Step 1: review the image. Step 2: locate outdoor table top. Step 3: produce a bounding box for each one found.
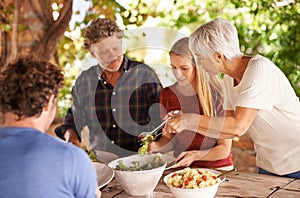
[101,169,300,198]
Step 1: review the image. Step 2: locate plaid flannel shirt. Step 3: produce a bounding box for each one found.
[55,55,162,156]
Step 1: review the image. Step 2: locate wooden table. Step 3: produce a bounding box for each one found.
[101,169,300,197]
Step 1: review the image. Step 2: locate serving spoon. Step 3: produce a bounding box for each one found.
[137,110,180,142]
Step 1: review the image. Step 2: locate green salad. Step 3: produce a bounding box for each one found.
[82,145,97,162]
[138,134,154,156]
[114,153,165,171]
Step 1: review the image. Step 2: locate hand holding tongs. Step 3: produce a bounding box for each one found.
[137,110,180,142]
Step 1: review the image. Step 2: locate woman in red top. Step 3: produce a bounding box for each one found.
[149,37,233,170]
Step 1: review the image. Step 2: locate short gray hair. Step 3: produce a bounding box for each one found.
[190,18,242,60]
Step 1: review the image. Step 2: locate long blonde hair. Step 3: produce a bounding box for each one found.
[170,37,223,116]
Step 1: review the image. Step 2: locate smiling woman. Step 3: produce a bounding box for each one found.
[148,37,233,171]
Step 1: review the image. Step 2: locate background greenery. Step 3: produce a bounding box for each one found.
[55,0,299,117]
[2,0,299,117]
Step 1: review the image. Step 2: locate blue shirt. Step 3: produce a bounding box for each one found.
[0,127,97,198]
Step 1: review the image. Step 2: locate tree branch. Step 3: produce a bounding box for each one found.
[0,31,8,68]
[29,0,52,25]
[32,0,72,61]
[38,0,53,24]
[9,0,20,63]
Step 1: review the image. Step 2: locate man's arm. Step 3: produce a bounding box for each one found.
[55,80,86,144]
[55,106,82,141]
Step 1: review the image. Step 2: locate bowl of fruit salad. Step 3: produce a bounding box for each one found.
[108,153,167,196]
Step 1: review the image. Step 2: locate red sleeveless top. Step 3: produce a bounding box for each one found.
[160,85,233,169]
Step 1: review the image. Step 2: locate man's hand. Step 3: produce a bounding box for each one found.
[64,129,82,147]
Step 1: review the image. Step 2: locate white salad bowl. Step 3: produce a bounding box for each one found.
[108,154,167,196]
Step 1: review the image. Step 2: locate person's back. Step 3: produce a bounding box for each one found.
[0,57,98,197]
[0,127,97,198]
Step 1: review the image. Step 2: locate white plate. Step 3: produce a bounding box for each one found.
[94,150,119,164]
[93,162,114,189]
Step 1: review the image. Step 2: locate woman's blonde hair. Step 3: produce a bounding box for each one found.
[170,37,223,116]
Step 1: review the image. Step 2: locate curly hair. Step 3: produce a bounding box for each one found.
[0,57,64,120]
[83,18,122,50]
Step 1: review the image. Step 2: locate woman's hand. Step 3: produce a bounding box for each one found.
[163,110,183,134]
[165,110,182,119]
[164,115,182,133]
[164,113,199,134]
[171,150,199,168]
[147,141,156,153]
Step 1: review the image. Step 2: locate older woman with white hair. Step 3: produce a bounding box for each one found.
[164,18,300,178]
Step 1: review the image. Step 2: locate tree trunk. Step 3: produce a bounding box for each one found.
[9,0,20,63]
[0,0,73,66]
[29,0,73,61]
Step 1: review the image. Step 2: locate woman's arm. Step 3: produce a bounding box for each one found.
[197,139,232,161]
[171,138,232,168]
[148,132,175,153]
[165,106,259,139]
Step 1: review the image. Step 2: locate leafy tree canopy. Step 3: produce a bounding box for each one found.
[2,0,299,117]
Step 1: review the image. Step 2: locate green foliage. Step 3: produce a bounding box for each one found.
[56,35,84,117]
[57,0,300,117]
[230,0,300,96]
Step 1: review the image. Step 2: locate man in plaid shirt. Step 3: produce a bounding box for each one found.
[55,18,162,157]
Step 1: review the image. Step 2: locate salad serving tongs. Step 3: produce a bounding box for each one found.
[137,110,180,142]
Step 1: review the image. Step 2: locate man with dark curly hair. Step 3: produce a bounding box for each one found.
[55,18,162,158]
[0,57,99,198]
